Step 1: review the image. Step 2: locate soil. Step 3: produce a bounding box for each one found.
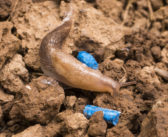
[0,0,168,137]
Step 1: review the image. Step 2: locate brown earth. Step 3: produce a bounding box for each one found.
[0,0,168,137]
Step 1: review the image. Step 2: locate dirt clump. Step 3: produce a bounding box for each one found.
[0,21,20,69]
[0,54,29,93]
[0,88,14,103]
[9,76,65,125]
[139,96,168,137]
[106,123,134,137]
[87,111,107,137]
[11,124,44,137]
[56,110,89,137]
[0,0,12,21]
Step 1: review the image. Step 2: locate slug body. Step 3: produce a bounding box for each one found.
[39,12,133,95]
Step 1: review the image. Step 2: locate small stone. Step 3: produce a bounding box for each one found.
[88,111,107,137]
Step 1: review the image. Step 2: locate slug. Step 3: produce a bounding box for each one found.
[39,10,136,96]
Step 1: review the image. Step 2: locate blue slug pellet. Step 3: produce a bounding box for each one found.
[83,105,121,125]
[77,51,98,70]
